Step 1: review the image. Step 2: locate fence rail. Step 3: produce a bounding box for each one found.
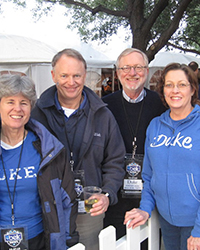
[69,209,160,250]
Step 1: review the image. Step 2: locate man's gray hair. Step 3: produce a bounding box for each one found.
[52,48,87,70]
[116,48,149,68]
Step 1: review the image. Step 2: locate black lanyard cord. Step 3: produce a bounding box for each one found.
[121,96,145,158]
[0,130,25,226]
[63,96,83,171]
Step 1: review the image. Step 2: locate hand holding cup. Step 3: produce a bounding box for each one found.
[83,186,102,213]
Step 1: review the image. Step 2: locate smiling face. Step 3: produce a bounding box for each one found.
[51,55,86,109]
[116,52,149,98]
[164,69,195,119]
[0,93,31,133]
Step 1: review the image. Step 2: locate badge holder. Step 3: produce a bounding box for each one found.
[73,170,86,213]
[121,153,144,199]
[1,226,28,250]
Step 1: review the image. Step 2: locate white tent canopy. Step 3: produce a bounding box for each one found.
[72,43,115,69]
[0,34,58,96]
[148,51,200,85]
[0,34,57,63]
[0,33,115,96]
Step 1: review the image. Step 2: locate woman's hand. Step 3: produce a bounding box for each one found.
[187,235,200,250]
[124,208,149,229]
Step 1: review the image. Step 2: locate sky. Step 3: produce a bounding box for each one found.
[0,0,131,60]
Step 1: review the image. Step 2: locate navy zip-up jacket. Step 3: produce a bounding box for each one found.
[31,85,125,205]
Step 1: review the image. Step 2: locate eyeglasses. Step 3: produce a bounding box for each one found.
[118,65,148,73]
[164,82,191,89]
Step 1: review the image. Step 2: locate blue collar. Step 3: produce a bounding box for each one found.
[54,90,87,118]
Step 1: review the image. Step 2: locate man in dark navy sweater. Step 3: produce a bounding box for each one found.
[103,48,166,246]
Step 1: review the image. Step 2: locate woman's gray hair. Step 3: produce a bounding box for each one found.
[0,74,37,109]
[116,48,149,68]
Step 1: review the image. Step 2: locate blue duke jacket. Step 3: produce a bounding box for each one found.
[140,105,200,237]
[31,85,125,205]
[25,119,78,249]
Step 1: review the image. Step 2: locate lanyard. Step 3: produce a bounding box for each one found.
[63,97,83,171]
[0,130,25,226]
[65,115,80,171]
[122,96,144,158]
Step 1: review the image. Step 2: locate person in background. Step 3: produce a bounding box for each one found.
[31,48,125,250]
[188,61,200,99]
[102,76,112,96]
[0,74,78,250]
[124,63,200,250]
[102,48,166,245]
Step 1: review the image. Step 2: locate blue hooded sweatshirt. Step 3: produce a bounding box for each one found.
[140,104,200,237]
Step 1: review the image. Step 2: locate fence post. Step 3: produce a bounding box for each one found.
[148,209,160,250]
[126,209,160,250]
[99,225,116,250]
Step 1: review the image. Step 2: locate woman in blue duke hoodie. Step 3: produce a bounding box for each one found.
[124,63,200,250]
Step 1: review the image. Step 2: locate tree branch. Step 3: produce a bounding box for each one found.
[148,0,193,54]
[143,0,169,34]
[45,0,129,17]
[167,42,200,56]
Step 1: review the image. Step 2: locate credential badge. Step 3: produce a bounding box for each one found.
[4,229,23,248]
[126,162,141,177]
[75,179,83,197]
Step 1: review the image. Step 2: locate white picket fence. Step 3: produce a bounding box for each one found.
[69,209,160,250]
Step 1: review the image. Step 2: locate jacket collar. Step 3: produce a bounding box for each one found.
[37,85,107,113]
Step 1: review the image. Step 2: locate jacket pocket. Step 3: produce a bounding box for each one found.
[187,173,200,202]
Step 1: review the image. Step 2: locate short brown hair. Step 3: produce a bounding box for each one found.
[52,48,87,70]
[188,61,198,72]
[157,63,200,108]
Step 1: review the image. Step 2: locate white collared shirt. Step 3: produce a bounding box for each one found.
[122,89,146,103]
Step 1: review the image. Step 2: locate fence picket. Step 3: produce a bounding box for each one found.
[68,243,85,250]
[99,225,116,250]
[69,209,160,250]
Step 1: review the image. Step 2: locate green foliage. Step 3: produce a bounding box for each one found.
[184,3,200,50]
[0,0,26,8]
[164,0,200,53]
[32,2,54,20]
[63,0,129,43]
[145,1,172,41]
[12,0,26,7]
[67,5,129,43]
[76,0,126,10]
[67,0,169,46]
[5,0,200,55]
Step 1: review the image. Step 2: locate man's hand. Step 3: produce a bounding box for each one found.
[89,194,109,216]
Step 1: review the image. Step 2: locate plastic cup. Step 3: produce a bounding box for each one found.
[83,186,102,213]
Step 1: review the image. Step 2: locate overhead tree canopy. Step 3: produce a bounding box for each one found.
[4,0,200,62]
